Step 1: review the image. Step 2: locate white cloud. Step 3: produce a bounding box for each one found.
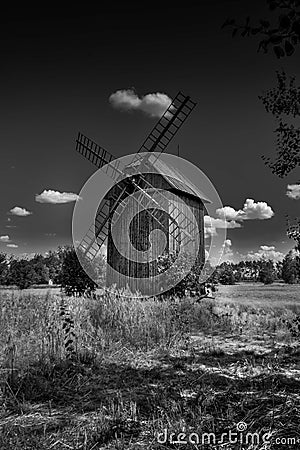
[245,245,284,262]
[287,184,300,200]
[216,206,240,221]
[216,198,274,221]
[7,244,18,248]
[221,238,234,261]
[36,190,81,204]
[260,245,275,251]
[109,89,172,118]
[204,215,241,238]
[10,206,32,216]
[223,238,232,250]
[241,199,274,220]
[0,235,10,242]
[205,199,273,239]
[16,252,36,260]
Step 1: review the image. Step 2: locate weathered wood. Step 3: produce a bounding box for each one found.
[106,172,205,295]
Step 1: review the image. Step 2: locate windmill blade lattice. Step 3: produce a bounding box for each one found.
[76,133,123,181]
[78,160,197,261]
[130,91,196,168]
[76,92,198,262]
[78,198,111,260]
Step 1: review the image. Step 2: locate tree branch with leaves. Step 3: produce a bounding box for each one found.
[223,0,300,252]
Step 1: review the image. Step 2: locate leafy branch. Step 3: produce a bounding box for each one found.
[287,216,300,250]
[222,0,300,58]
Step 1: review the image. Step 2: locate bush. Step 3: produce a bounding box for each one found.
[217,263,235,285]
[58,246,97,297]
[156,252,216,298]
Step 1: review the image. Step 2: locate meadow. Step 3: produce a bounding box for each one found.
[0,283,299,449]
[217,282,300,307]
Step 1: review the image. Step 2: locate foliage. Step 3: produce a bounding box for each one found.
[260,72,300,177]
[2,246,296,290]
[0,248,101,293]
[58,246,97,297]
[44,250,63,283]
[281,249,300,282]
[223,0,300,259]
[216,262,236,285]
[59,296,76,359]
[0,253,9,285]
[93,253,107,286]
[260,71,300,118]
[8,259,37,289]
[286,313,300,335]
[287,216,300,251]
[4,254,51,289]
[258,259,276,284]
[156,252,216,298]
[30,254,49,284]
[213,259,285,284]
[222,0,300,58]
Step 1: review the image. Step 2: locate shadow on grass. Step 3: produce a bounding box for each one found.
[6,347,300,409]
[1,345,299,449]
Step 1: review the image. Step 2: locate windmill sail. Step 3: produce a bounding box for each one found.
[130,91,196,168]
[78,167,197,261]
[76,91,198,262]
[76,133,123,181]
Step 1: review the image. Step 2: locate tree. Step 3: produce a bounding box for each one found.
[0,253,9,285]
[222,0,300,59]
[8,259,36,289]
[44,250,63,283]
[30,254,49,284]
[217,262,236,285]
[258,259,276,284]
[58,246,97,297]
[223,0,300,256]
[282,249,300,282]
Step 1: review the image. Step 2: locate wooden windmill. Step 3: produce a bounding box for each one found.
[75,92,210,295]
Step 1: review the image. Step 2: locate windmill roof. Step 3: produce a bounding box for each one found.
[129,154,211,204]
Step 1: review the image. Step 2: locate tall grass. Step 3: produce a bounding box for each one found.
[0,289,299,449]
[0,291,197,371]
[0,289,298,373]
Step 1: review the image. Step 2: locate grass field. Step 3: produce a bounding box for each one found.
[216,282,300,307]
[0,283,299,449]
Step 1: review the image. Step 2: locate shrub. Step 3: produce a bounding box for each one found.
[58,246,97,297]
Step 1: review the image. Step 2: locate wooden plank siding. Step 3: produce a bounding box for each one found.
[106,173,205,295]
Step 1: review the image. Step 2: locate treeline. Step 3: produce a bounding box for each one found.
[0,246,299,292]
[0,250,61,289]
[214,250,300,285]
[0,246,105,292]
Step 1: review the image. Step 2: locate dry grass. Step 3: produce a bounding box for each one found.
[0,287,299,449]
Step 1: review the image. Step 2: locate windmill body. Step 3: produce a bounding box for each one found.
[75,92,209,295]
[105,156,210,294]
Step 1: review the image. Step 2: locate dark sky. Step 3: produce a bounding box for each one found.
[0,2,299,261]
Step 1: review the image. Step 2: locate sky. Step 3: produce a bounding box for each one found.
[0,1,299,262]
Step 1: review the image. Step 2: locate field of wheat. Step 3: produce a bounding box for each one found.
[0,284,299,449]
